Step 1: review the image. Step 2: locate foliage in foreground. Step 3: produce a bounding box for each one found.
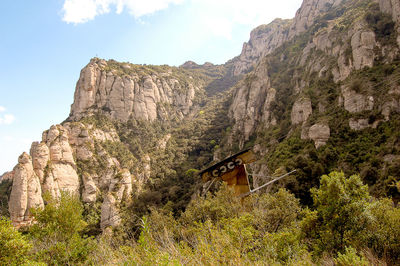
[111,172,399,265]
[0,217,34,265]
[28,192,96,265]
[1,171,399,265]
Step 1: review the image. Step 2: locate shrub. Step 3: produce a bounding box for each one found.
[366,198,400,263]
[304,172,371,254]
[29,191,96,265]
[0,217,33,265]
[335,247,368,266]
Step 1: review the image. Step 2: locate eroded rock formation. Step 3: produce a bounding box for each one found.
[7,123,135,228]
[8,153,44,226]
[69,59,201,122]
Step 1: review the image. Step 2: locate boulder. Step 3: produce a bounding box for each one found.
[291,97,312,125]
[341,87,374,113]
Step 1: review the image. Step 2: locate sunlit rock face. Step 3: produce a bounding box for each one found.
[231,0,347,76]
[8,123,135,228]
[8,153,44,226]
[69,58,200,123]
[6,0,400,230]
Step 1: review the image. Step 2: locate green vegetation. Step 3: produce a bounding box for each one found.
[0,180,12,216]
[29,192,96,265]
[3,172,399,265]
[220,0,400,206]
[3,0,400,264]
[0,217,35,265]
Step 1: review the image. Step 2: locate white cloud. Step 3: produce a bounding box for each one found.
[62,0,184,24]
[61,0,303,39]
[0,114,15,125]
[0,106,15,125]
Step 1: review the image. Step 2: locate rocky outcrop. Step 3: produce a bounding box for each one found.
[69,58,201,122]
[351,30,376,70]
[289,0,345,38]
[100,193,121,229]
[8,153,44,226]
[0,171,14,183]
[38,125,79,198]
[308,123,330,148]
[261,88,278,127]
[291,98,313,125]
[382,98,400,120]
[229,64,272,143]
[340,87,374,113]
[379,0,400,23]
[7,122,134,228]
[231,19,291,76]
[231,0,347,76]
[349,118,370,130]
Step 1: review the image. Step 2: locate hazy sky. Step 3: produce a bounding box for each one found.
[0,0,302,174]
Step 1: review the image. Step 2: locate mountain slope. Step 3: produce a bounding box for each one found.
[2,0,400,228]
[224,0,400,204]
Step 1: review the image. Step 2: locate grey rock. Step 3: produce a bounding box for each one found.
[291,97,312,125]
[308,123,330,148]
[342,87,374,113]
[349,118,370,130]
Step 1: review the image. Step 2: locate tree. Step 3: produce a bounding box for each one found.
[304,172,371,254]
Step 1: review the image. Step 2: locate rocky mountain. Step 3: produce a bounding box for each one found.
[229,0,400,145]
[230,0,350,76]
[2,0,400,228]
[225,0,400,203]
[68,58,206,122]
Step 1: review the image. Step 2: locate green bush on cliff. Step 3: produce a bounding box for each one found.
[0,180,12,216]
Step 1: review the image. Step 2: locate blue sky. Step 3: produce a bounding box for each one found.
[0,0,302,174]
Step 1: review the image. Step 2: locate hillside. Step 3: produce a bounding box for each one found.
[1,0,400,264]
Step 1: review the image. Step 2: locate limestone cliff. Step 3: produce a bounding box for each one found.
[7,123,136,228]
[228,0,400,150]
[230,19,292,76]
[8,153,43,227]
[69,58,204,122]
[231,0,347,76]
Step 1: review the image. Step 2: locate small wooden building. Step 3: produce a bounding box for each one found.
[199,149,257,196]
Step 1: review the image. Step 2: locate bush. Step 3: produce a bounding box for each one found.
[29,191,96,265]
[0,180,12,216]
[335,247,368,266]
[304,172,371,254]
[366,198,400,263]
[0,217,33,265]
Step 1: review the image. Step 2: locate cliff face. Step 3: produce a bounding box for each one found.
[230,19,292,76]
[229,0,400,148]
[6,123,136,228]
[69,58,204,122]
[231,0,347,76]
[223,0,400,202]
